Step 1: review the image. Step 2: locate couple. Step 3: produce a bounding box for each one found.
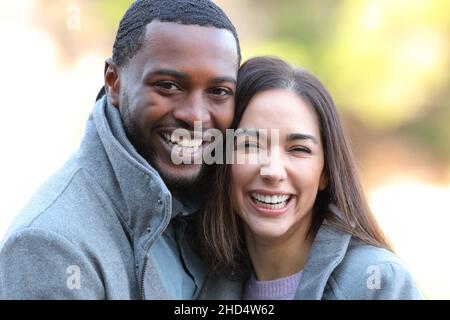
[0,0,422,299]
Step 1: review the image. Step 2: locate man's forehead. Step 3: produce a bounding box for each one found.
[142,21,238,61]
[127,20,239,76]
[144,20,235,41]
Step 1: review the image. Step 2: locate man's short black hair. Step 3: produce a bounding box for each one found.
[113,0,241,68]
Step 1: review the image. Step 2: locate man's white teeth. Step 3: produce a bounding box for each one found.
[163,133,202,149]
[250,192,290,204]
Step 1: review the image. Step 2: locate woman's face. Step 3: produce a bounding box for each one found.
[231,89,327,242]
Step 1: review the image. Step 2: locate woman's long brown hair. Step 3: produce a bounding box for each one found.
[200,56,393,273]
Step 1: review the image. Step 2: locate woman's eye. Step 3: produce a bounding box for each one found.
[237,142,259,152]
[290,146,312,154]
[155,81,180,91]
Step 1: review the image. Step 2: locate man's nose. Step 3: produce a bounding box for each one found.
[173,92,212,128]
[260,152,287,184]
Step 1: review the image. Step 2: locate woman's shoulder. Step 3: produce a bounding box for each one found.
[325,239,424,300]
[345,239,403,266]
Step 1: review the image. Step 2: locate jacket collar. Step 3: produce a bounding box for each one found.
[294,208,352,299]
[77,97,172,247]
[197,207,353,300]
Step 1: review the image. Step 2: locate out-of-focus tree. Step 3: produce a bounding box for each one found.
[232,0,450,162]
[32,0,450,163]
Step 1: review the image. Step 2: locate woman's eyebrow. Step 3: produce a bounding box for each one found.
[286,133,318,145]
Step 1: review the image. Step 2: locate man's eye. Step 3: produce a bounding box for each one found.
[209,88,232,97]
[155,82,180,91]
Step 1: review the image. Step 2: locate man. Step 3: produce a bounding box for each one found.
[0,0,240,299]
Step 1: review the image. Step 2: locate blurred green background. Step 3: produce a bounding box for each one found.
[37,0,450,172]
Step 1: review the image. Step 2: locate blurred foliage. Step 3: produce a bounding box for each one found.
[37,0,449,163]
[32,0,132,61]
[88,0,133,32]
[401,97,450,162]
[239,0,450,162]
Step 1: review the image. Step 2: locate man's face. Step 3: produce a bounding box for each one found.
[109,21,238,191]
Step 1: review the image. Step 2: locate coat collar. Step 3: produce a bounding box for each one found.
[198,207,353,300]
[77,97,172,249]
[294,213,352,299]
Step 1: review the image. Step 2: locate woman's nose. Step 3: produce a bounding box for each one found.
[259,153,287,184]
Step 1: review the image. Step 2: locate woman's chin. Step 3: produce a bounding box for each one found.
[246,223,289,241]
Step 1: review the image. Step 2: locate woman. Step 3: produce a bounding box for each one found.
[198,56,423,299]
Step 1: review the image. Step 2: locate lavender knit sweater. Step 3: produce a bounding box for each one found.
[243,270,303,300]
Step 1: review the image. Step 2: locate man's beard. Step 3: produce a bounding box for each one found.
[118,92,206,191]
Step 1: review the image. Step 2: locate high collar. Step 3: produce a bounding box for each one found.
[294,213,352,299]
[77,97,173,246]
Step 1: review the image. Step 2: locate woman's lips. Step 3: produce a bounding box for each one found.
[247,192,294,216]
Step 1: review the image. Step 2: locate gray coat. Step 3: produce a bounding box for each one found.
[0,97,205,299]
[199,220,424,300]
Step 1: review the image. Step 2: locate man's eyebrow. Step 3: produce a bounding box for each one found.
[286,133,318,145]
[143,70,236,85]
[143,69,187,80]
[210,76,237,85]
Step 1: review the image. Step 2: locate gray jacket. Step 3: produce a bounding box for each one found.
[0,97,205,299]
[199,220,424,300]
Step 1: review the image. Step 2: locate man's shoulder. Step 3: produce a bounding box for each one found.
[0,157,137,299]
[4,158,119,244]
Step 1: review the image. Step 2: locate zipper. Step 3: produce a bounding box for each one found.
[139,194,172,299]
[139,255,148,299]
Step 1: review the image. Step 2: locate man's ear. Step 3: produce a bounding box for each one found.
[104,58,120,108]
[319,171,328,191]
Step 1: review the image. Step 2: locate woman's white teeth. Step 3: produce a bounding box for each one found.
[250,192,290,207]
[251,192,290,203]
[163,133,202,149]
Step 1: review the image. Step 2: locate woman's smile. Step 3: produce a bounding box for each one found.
[247,190,295,215]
